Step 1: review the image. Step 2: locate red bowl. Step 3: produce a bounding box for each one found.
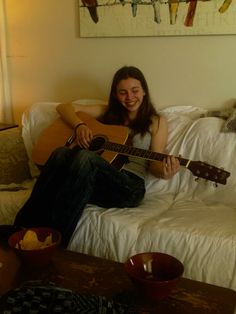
[8,227,61,267]
[124,252,184,301]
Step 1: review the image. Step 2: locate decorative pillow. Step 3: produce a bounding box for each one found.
[221,108,236,132]
[0,128,32,184]
[204,109,231,120]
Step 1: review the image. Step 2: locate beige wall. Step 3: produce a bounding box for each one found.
[5,0,236,124]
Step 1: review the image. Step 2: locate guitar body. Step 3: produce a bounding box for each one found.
[32,111,129,166]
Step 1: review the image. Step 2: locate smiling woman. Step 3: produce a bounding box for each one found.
[14,65,180,246]
[115,77,146,121]
[0,0,13,123]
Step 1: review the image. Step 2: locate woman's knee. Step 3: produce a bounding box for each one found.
[49,147,71,165]
[73,149,100,164]
[52,146,69,156]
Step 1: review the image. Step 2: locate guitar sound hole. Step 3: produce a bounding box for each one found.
[89,136,106,152]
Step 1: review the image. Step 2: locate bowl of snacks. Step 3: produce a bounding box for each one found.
[8,227,61,267]
[124,252,184,301]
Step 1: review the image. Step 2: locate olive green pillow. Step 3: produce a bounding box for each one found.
[0,128,32,184]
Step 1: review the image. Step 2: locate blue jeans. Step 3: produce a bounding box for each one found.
[15,146,145,245]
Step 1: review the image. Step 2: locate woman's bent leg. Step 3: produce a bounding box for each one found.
[14,147,73,228]
[15,147,145,246]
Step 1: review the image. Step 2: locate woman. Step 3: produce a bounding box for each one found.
[14,66,180,246]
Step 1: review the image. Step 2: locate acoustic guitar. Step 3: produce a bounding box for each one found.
[32,111,230,185]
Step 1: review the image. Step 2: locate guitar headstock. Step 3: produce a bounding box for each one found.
[188,161,230,185]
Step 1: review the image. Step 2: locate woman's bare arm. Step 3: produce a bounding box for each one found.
[148,115,180,179]
[56,103,107,128]
[56,103,107,148]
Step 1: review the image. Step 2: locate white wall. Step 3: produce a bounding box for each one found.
[5,0,236,123]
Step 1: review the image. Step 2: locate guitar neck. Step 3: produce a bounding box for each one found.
[104,141,190,167]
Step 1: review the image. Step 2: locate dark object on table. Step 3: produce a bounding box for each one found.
[8,227,61,267]
[124,252,184,301]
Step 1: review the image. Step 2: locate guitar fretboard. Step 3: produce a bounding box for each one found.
[103,141,190,167]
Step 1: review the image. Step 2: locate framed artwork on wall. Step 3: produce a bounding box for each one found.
[78,0,236,37]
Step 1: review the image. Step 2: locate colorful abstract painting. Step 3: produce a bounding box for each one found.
[79,0,236,37]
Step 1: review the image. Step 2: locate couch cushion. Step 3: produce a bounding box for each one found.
[0,128,32,184]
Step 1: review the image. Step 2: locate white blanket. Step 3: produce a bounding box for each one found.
[68,111,236,291]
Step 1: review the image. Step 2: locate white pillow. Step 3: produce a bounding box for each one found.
[72,99,107,106]
[177,117,236,206]
[146,112,235,206]
[146,106,206,195]
[21,102,61,177]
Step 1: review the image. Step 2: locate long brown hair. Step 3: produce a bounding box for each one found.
[102,66,159,134]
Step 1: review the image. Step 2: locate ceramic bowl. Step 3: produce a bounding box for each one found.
[124,252,184,301]
[8,227,61,267]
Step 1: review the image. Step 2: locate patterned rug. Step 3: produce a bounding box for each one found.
[0,280,136,314]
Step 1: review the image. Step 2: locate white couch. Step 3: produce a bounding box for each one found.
[1,101,236,296]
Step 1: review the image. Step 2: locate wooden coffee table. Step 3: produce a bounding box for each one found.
[0,241,235,314]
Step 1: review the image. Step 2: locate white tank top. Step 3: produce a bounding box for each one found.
[121,131,151,179]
